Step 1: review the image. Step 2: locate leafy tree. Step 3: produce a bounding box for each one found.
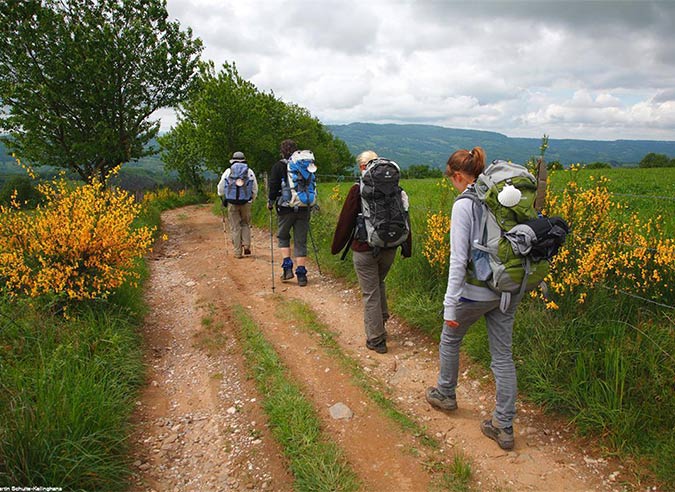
[179,62,273,176]
[0,0,202,184]
[639,152,672,168]
[162,62,353,184]
[158,120,205,190]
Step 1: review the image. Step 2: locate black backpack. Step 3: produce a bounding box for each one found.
[358,158,410,251]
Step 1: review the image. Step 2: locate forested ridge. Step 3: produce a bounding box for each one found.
[329,122,675,168]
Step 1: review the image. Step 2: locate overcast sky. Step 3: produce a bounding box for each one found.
[160,0,675,141]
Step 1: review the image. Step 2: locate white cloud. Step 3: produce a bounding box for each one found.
[161,0,675,141]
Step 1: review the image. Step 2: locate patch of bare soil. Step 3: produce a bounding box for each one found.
[129,204,632,491]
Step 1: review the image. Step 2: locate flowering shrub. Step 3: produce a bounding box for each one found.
[421,168,675,310]
[0,174,155,300]
[542,168,675,307]
[142,187,186,204]
[329,185,342,202]
[423,211,451,272]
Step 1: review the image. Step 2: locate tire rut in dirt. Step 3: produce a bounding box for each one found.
[129,206,292,492]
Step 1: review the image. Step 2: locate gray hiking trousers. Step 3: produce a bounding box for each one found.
[353,248,397,343]
[277,210,309,257]
[228,202,252,255]
[436,296,521,428]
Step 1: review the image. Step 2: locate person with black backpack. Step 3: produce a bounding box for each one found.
[217,151,258,259]
[425,147,523,451]
[267,139,316,287]
[331,150,412,354]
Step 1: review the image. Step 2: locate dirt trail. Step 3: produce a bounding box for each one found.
[130,204,627,491]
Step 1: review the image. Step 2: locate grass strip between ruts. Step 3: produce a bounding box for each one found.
[232,304,361,492]
[275,298,475,492]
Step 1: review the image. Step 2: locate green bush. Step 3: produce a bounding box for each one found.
[0,174,42,208]
[584,161,612,169]
[639,152,674,168]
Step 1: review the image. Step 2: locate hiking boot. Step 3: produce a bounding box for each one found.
[296,266,307,287]
[425,387,458,411]
[281,257,294,281]
[481,419,514,450]
[243,247,251,255]
[366,338,387,354]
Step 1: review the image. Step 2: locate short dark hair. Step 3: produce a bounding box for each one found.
[280,139,298,159]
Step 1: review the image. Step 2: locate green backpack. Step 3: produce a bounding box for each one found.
[458,160,550,311]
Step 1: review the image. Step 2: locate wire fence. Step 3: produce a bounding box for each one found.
[548,188,675,201]
[597,284,675,311]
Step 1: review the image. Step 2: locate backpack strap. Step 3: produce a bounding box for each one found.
[340,227,355,261]
[499,292,511,313]
[456,189,489,253]
[499,255,531,313]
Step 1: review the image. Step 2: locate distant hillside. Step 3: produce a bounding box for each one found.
[328,123,675,168]
[0,137,164,172]
[0,137,179,190]
[0,136,163,171]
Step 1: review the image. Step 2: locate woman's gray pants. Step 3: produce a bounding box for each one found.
[352,249,397,343]
[437,297,520,428]
[277,211,309,257]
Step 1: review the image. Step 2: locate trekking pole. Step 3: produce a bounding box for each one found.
[269,207,275,293]
[307,212,322,276]
[265,172,275,293]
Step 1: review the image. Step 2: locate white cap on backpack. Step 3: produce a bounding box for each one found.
[289,150,317,172]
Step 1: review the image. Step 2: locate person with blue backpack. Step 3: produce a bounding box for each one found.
[425,147,523,451]
[331,150,411,354]
[267,139,317,287]
[217,151,258,259]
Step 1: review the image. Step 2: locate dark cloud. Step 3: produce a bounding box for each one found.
[652,89,675,103]
[161,0,675,140]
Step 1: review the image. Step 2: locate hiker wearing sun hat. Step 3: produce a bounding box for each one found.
[217,151,258,258]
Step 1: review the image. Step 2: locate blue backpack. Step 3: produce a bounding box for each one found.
[279,150,317,208]
[224,162,253,204]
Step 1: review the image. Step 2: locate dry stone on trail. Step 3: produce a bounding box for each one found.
[129,204,627,492]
